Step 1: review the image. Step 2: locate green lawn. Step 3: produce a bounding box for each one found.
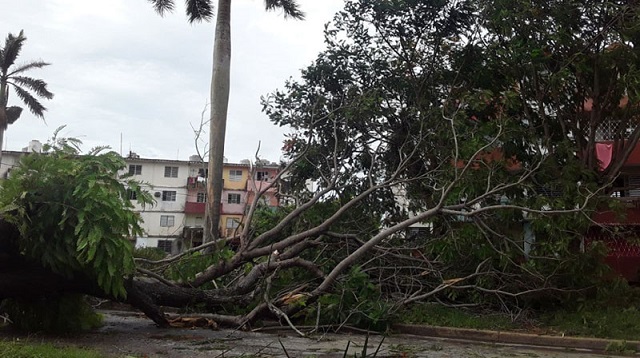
[0,340,107,358]
[400,293,640,342]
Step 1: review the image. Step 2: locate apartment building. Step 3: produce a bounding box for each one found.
[0,144,281,254]
[125,154,281,253]
[123,153,191,252]
[184,160,280,244]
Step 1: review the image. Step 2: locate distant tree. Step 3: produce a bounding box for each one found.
[0,30,53,167]
[466,0,640,185]
[147,0,304,243]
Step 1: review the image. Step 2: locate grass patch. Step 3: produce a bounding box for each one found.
[0,340,106,358]
[539,281,640,341]
[398,303,517,331]
[542,305,640,341]
[399,301,640,341]
[605,340,637,355]
[397,283,640,342]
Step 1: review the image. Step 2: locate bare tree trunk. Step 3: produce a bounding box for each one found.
[0,123,5,171]
[205,0,232,243]
[0,81,7,172]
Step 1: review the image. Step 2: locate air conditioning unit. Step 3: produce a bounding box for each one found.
[154,192,162,198]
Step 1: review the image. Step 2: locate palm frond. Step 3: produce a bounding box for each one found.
[148,0,175,16]
[8,61,51,76]
[1,30,26,72]
[264,0,305,20]
[11,84,47,118]
[6,106,23,125]
[10,76,54,99]
[185,0,214,23]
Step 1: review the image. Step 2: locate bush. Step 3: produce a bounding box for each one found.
[0,131,153,299]
[311,266,392,331]
[133,247,167,270]
[165,249,233,289]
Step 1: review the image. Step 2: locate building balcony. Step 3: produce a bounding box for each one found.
[222,202,245,215]
[186,176,206,190]
[185,201,206,214]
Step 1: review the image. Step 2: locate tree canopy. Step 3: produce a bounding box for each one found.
[0,30,53,165]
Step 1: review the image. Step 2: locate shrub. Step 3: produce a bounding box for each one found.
[1,294,103,333]
[0,131,153,298]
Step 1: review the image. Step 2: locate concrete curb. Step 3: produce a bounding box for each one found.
[392,323,640,352]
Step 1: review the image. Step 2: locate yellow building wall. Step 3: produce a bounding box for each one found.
[222,165,248,190]
[220,214,244,237]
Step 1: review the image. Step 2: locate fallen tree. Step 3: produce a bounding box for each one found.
[0,117,604,331]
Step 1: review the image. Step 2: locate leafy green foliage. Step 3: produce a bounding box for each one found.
[263,0,629,314]
[133,247,167,270]
[0,131,153,298]
[470,0,640,180]
[165,250,233,289]
[251,202,382,245]
[312,266,392,331]
[1,294,103,333]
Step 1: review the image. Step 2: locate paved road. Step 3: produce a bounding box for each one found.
[1,313,619,357]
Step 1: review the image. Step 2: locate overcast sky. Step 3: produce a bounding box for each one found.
[0,0,344,163]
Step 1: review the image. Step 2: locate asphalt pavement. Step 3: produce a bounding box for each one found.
[1,311,635,357]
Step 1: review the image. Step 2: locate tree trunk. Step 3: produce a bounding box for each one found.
[205,0,232,243]
[0,123,5,171]
[0,80,8,171]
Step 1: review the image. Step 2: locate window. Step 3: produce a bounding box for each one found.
[157,240,172,253]
[261,195,271,206]
[195,216,203,227]
[229,169,242,182]
[128,164,142,175]
[226,218,240,229]
[160,215,175,227]
[197,192,207,203]
[228,193,241,204]
[198,168,208,178]
[225,218,240,237]
[162,190,177,201]
[256,171,269,181]
[164,166,179,178]
[127,189,137,200]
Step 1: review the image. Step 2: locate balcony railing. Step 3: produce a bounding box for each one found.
[596,120,635,141]
[184,201,206,214]
[187,176,206,190]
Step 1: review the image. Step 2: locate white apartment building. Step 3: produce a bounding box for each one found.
[122,153,280,253]
[123,153,194,252]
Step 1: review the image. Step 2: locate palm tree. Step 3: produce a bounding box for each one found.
[0,30,53,168]
[149,0,304,242]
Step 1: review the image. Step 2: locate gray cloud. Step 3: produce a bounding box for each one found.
[0,0,343,162]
